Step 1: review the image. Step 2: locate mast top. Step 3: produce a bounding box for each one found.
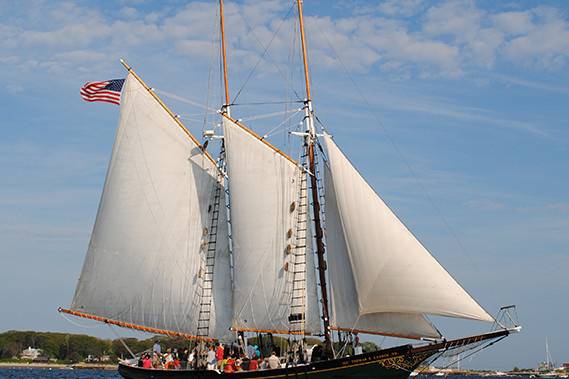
[220,0,231,115]
[297,0,312,102]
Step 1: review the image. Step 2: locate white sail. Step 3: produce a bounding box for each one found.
[304,213,322,334]
[325,164,441,339]
[222,116,321,334]
[71,73,233,340]
[323,134,493,323]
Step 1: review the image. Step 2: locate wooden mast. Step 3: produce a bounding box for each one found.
[220,0,231,116]
[297,0,311,100]
[296,0,332,356]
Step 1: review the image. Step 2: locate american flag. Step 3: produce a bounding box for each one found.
[80,79,125,105]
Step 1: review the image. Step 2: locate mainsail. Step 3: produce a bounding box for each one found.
[322,134,493,335]
[71,73,233,340]
[222,115,321,334]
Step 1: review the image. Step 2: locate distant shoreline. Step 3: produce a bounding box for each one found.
[0,362,117,370]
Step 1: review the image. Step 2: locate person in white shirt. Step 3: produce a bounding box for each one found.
[206,345,217,370]
[268,351,280,369]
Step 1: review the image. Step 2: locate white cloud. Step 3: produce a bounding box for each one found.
[503,7,569,69]
[492,11,534,35]
[119,6,139,19]
[1,1,569,81]
[423,1,483,41]
[377,0,424,17]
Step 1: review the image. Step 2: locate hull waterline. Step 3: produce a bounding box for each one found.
[118,345,423,379]
[117,329,511,379]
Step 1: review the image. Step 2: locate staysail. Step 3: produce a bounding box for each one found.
[222,115,321,334]
[322,134,493,332]
[325,163,440,339]
[71,73,233,340]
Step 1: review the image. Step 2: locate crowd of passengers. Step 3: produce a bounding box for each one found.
[136,338,324,372]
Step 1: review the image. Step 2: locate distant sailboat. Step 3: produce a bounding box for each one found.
[539,338,557,377]
[60,1,521,378]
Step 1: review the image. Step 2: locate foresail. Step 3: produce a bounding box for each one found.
[325,164,441,339]
[222,116,321,334]
[71,73,232,340]
[323,134,493,323]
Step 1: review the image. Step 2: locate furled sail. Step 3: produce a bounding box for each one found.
[222,115,321,334]
[71,73,233,340]
[323,134,493,324]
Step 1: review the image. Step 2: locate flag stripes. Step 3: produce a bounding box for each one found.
[80,79,125,105]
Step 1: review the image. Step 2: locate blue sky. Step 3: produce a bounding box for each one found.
[1,0,568,370]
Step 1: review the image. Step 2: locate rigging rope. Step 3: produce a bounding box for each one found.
[155,89,217,113]
[416,335,508,376]
[232,3,301,104]
[232,100,304,106]
[312,19,480,272]
[59,310,99,329]
[242,108,301,123]
[107,324,137,359]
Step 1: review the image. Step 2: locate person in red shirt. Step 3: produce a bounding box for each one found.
[224,355,235,373]
[248,356,259,371]
[216,343,224,369]
[142,354,152,369]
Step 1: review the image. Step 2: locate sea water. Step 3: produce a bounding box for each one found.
[0,371,532,379]
[0,368,120,379]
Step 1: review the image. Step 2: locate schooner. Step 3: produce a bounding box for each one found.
[60,1,521,378]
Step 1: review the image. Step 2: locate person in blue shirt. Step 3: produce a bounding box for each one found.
[153,340,161,355]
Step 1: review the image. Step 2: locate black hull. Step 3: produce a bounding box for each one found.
[118,330,510,379]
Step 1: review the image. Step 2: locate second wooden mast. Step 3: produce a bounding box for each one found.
[220,0,231,116]
[296,0,332,356]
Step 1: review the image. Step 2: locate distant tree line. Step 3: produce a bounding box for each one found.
[0,330,186,363]
[0,330,380,363]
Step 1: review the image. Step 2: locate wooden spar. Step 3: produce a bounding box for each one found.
[296,0,332,356]
[231,327,313,336]
[219,0,231,113]
[118,59,217,168]
[329,326,424,341]
[221,113,300,167]
[296,0,311,101]
[58,308,214,342]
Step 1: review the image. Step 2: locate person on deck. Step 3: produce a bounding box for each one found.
[142,353,153,369]
[234,354,245,372]
[164,349,174,369]
[223,355,236,373]
[241,356,250,371]
[248,355,259,371]
[180,348,189,370]
[268,351,280,369]
[153,340,161,355]
[206,345,217,370]
[188,348,195,369]
[152,352,162,368]
[215,343,224,369]
[354,333,363,355]
[259,357,268,370]
[173,348,181,369]
[246,343,256,359]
